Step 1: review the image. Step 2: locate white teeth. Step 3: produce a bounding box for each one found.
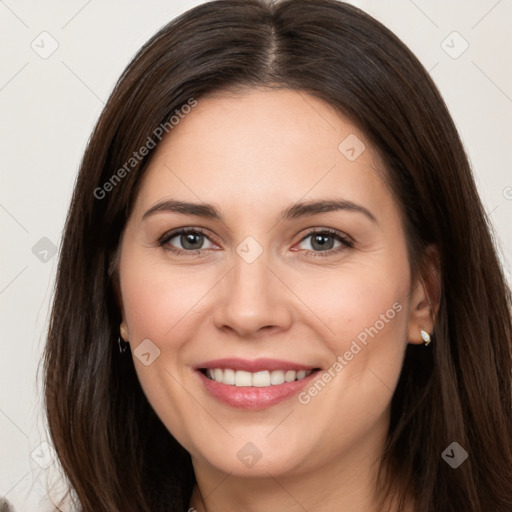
[252,371,271,387]
[284,370,296,382]
[270,370,285,385]
[235,370,252,387]
[223,368,235,385]
[204,368,313,386]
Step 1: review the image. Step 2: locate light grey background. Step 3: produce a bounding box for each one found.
[1,0,511,509]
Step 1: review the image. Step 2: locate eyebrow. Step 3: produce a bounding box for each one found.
[142,198,377,224]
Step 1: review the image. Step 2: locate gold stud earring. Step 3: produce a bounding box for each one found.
[420,329,431,346]
[120,324,129,341]
[119,324,129,354]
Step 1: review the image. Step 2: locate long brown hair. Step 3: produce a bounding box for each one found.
[43,1,512,510]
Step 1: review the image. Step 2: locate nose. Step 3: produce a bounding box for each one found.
[212,247,294,339]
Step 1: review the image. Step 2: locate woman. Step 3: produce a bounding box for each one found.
[42,0,512,511]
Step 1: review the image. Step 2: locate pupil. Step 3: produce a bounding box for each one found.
[313,234,333,251]
[182,232,202,250]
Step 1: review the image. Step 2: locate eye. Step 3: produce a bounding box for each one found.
[158,228,218,255]
[295,228,353,258]
[157,227,353,258]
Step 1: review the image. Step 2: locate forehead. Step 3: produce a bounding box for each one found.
[132,88,393,222]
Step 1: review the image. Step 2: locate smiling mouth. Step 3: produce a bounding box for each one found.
[199,368,321,387]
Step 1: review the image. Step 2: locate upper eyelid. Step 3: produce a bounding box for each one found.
[159,227,217,246]
[303,227,352,242]
[295,229,353,252]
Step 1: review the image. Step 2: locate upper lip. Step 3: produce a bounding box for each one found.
[195,358,319,373]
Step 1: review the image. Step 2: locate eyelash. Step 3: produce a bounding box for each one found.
[157,227,354,258]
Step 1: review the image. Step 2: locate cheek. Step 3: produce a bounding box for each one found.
[299,256,409,354]
[293,245,411,408]
[118,249,212,443]
[119,249,214,343]
[286,262,409,465]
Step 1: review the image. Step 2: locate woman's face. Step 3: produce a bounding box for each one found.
[118,88,427,479]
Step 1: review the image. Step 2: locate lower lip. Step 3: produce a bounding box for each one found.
[196,370,319,410]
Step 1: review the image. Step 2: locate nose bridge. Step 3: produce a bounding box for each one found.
[213,234,292,336]
[230,228,273,287]
[233,240,271,295]
[230,238,276,311]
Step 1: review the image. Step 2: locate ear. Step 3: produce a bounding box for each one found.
[407,244,441,345]
[115,282,130,341]
[109,248,130,341]
[120,320,129,342]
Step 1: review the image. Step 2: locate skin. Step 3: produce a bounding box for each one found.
[117,88,439,512]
